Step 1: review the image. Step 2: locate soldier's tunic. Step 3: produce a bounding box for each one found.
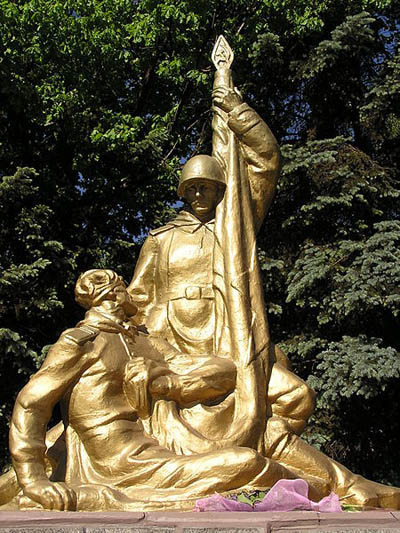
[128,103,315,445]
[130,211,216,354]
[129,103,278,355]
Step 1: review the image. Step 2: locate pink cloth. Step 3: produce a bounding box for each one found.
[194,479,342,512]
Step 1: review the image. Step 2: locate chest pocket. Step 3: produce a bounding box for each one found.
[167,297,215,344]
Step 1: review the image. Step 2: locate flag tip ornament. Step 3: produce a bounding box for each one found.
[212,35,234,70]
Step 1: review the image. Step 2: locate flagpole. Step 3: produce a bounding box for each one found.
[211,36,269,450]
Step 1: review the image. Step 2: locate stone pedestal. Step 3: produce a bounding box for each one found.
[1,510,400,533]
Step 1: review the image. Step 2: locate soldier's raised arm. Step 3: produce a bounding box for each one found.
[213,87,281,232]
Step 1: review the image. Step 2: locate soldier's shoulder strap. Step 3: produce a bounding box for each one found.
[64,325,100,346]
[149,223,175,237]
[149,211,198,237]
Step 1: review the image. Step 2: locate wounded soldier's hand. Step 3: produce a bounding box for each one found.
[123,357,154,419]
[22,480,77,511]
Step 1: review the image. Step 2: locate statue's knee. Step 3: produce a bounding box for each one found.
[228,447,265,472]
[231,446,259,463]
[296,381,316,420]
[277,380,315,421]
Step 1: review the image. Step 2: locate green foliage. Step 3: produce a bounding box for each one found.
[309,335,400,402]
[287,221,400,325]
[1,0,399,484]
[298,12,376,79]
[231,490,268,506]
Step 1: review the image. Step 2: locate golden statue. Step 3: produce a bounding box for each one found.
[1,36,400,512]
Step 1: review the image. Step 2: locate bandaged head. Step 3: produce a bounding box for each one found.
[75,269,124,310]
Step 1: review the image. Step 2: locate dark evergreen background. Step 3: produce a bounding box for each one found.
[1,0,399,483]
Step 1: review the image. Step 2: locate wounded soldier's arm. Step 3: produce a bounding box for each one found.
[9,329,97,490]
[150,356,237,407]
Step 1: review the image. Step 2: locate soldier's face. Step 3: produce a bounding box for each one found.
[184,179,224,221]
[112,283,138,317]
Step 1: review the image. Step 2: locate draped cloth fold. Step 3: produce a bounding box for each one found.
[210,67,271,451]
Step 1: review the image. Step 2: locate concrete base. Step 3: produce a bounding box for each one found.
[1,510,400,533]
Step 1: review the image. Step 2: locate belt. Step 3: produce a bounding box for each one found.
[160,285,214,303]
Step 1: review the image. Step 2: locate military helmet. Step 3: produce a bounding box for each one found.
[177,155,225,197]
